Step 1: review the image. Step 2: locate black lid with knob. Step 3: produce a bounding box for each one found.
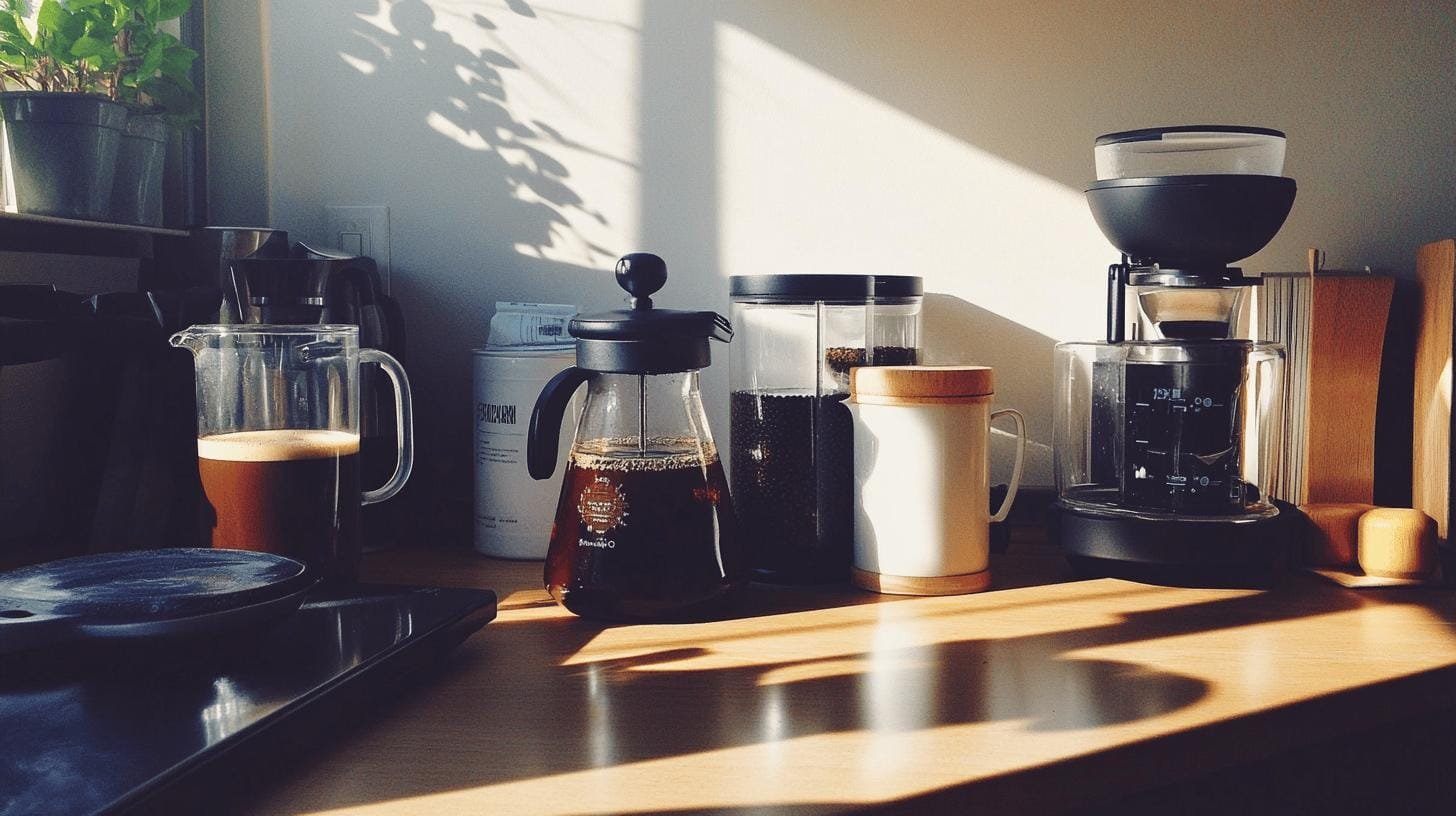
[569,252,732,374]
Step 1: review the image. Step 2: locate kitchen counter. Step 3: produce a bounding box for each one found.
[224,539,1456,815]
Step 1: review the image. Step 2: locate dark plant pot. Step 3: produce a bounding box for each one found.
[0,91,128,220]
[110,112,169,226]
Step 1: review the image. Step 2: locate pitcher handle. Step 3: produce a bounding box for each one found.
[527,366,592,480]
[361,348,414,505]
[988,408,1026,523]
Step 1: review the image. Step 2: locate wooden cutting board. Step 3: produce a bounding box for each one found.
[1413,239,1456,543]
[1305,274,1396,503]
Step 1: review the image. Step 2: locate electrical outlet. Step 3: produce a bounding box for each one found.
[324,205,391,292]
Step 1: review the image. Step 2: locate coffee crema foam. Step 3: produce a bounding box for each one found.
[198,429,361,462]
[569,436,718,472]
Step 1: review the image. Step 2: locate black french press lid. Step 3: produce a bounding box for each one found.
[569,252,732,374]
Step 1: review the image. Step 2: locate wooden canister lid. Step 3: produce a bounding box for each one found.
[850,365,995,405]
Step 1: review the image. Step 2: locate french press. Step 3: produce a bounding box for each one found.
[527,252,743,621]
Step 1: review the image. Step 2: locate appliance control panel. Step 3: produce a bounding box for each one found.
[1122,360,1245,514]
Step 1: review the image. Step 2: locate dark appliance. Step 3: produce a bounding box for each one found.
[0,283,217,566]
[1051,127,1297,584]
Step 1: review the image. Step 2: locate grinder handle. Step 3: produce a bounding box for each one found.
[528,366,591,480]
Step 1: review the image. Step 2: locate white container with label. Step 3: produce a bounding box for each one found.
[474,347,577,559]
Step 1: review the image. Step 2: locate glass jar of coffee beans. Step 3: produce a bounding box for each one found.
[728,274,923,584]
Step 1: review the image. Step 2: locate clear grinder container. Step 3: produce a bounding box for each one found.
[729,274,923,583]
[1052,340,1285,518]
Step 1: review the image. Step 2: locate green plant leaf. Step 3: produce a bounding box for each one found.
[54,5,89,45]
[157,0,190,22]
[0,31,28,57]
[140,72,197,118]
[0,9,20,39]
[127,26,154,53]
[68,0,109,9]
[84,23,117,44]
[69,34,109,57]
[2,0,32,46]
[159,40,195,77]
[135,36,162,76]
[157,65,191,93]
[36,0,65,32]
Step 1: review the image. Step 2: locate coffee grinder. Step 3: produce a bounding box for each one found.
[1051,126,1297,584]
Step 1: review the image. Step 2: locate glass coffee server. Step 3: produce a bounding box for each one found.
[527,253,742,621]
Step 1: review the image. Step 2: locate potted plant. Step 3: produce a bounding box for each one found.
[0,0,197,224]
[108,0,198,226]
[0,0,129,220]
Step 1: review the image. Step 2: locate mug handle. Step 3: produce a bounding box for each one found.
[988,408,1026,523]
[361,348,414,505]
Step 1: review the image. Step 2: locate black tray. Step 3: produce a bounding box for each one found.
[0,582,497,815]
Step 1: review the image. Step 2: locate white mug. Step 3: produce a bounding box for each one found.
[848,366,1026,595]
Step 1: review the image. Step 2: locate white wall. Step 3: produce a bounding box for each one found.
[208,0,1456,530]
[204,0,270,226]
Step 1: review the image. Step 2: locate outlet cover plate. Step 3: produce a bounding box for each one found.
[323,205,391,292]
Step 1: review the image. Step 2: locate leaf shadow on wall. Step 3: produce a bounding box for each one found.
[338,0,614,261]
[317,0,628,534]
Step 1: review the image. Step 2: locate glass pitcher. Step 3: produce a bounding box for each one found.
[527,252,742,621]
[170,324,413,581]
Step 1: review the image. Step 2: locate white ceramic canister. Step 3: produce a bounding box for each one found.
[848,365,1026,595]
[473,347,577,558]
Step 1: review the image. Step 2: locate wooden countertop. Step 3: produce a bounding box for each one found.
[228,540,1456,815]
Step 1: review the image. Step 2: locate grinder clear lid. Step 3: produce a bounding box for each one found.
[1094,125,1287,180]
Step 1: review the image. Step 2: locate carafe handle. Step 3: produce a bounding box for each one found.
[528,366,591,480]
[361,348,414,505]
[988,408,1027,523]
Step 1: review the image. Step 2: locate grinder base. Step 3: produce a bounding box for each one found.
[1051,498,1294,588]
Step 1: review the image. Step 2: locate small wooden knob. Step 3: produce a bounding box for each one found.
[1300,503,1374,567]
[1358,508,1439,579]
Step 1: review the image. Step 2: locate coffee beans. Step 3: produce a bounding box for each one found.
[730,391,854,583]
[824,346,920,376]
[729,346,918,584]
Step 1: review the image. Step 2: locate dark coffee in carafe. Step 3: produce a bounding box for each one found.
[545,437,743,621]
[197,429,362,581]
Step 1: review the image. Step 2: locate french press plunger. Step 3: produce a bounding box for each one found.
[527,252,743,621]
